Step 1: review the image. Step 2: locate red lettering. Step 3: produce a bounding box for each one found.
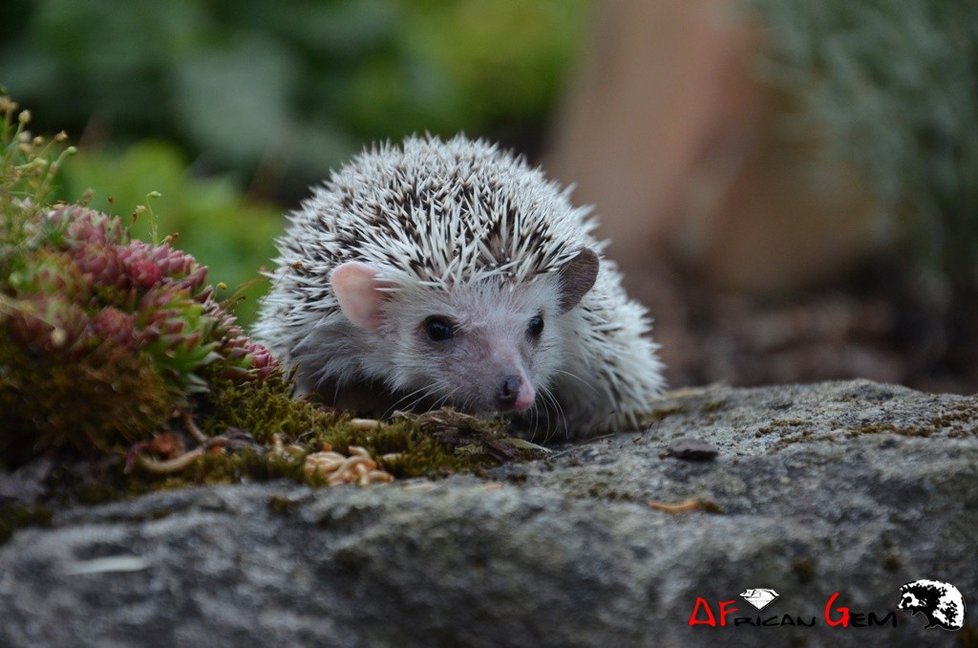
[718,600,739,627]
[688,597,717,626]
[824,591,850,627]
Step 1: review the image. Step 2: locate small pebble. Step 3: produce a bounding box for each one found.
[662,438,719,461]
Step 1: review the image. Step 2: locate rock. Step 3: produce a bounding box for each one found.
[1,379,976,646]
[661,437,719,461]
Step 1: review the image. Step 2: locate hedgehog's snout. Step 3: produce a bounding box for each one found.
[495,374,535,411]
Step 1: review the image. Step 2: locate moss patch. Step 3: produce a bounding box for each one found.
[846,422,934,438]
[641,404,687,425]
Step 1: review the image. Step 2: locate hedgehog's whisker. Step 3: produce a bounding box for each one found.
[524,397,540,443]
[535,393,552,443]
[539,384,568,443]
[531,388,550,444]
[551,368,597,394]
[401,384,446,416]
[431,383,462,411]
[384,384,435,417]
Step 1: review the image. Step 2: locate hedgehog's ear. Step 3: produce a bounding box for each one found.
[557,248,599,313]
[330,261,393,331]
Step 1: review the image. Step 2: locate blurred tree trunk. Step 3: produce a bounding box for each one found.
[546,0,878,298]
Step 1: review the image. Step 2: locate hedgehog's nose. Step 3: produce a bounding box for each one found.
[496,374,535,411]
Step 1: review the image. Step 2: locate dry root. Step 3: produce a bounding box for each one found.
[129,413,251,475]
[134,446,206,474]
[304,445,394,486]
[347,418,382,431]
[180,410,208,443]
[646,498,722,514]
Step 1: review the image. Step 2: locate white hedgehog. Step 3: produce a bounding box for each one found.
[253,135,664,437]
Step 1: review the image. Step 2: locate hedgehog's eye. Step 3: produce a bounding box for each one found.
[527,314,544,338]
[424,316,455,342]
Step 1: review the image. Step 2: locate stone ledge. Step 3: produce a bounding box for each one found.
[1,379,975,647]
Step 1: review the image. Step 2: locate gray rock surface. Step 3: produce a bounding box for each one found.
[1,379,976,647]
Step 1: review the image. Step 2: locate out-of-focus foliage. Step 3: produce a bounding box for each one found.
[55,143,281,324]
[1,0,589,324]
[748,0,978,285]
[1,0,590,196]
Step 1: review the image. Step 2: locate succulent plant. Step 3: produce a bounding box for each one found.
[0,96,279,464]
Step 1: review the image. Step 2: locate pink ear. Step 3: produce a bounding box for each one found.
[329,261,390,330]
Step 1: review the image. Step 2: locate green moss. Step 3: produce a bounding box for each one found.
[0,340,174,464]
[120,410,518,493]
[205,380,513,479]
[192,369,519,481]
[931,404,978,437]
[161,448,309,488]
[198,370,336,444]
[846,422,934,438]
[770,430,815,451]
[641,405,687,424]
[756,418,816,450]
[770,419,806,427]
[756,419,811,441]
[586,483,637,502]
[701,400,728,413]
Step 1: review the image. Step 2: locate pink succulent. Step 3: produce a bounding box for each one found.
[48,205,125,246]
[91,306,137,347]
[72,243,127,288]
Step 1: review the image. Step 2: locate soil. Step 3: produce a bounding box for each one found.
[627,255,978,395]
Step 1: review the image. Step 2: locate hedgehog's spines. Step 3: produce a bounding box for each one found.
[254,134,665,436]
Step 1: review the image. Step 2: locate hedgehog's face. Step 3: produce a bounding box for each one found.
[899,590,924,611]
[329,250,598,415]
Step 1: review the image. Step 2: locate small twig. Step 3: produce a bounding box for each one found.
[647,498,722,514]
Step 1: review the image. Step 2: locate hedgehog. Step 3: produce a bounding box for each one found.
[253,135,664,438]
[898,579,967,631]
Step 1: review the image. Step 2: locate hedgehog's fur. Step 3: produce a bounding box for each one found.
[254,135,664,437]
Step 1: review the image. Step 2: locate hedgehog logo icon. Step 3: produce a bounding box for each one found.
[898,579,966,631]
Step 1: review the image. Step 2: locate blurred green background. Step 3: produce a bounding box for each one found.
[4,0,978,392]
[1,0,591,323]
